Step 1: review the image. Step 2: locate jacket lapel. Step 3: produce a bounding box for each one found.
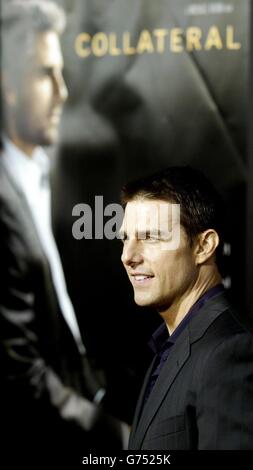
[0,158,47,260]
[131,292,230,449]
[129,356,156,445]
[131,326,190,449]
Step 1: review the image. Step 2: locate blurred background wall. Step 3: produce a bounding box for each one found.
[52,0,251,422]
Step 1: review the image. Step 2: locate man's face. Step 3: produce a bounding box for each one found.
[120,199,198,312]
[7,30,68,147]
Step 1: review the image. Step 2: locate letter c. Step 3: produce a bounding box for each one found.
[75,33,91,58]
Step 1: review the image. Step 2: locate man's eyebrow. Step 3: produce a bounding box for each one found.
[137,229,172,240]
[118,230,153,240]
[36,64,63,74]
[118,229,172,240]
[35,64,54,73]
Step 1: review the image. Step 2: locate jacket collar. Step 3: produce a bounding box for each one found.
[0,156,47,261]
[189,291,230,344]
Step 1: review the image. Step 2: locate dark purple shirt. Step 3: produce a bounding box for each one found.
[143,284,225,404]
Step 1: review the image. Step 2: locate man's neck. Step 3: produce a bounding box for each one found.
[159,267,222,335]
[11,136,36,158]
[6,129,36,158]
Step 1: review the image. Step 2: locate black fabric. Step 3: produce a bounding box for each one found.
[129,292,253,450]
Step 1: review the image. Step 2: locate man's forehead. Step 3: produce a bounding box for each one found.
[122,199,179,231]
[32,30,63,66]
[124,199,174,216]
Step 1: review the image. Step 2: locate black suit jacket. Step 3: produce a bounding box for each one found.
[129,292,253,450]
[0,157,123,456]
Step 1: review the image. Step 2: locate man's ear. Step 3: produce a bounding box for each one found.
[194,229,219,265]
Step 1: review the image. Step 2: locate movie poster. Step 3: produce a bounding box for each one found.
[50,0,250,420]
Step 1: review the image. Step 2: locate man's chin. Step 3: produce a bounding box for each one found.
[134,294,153,308]
[45,128,60,144]
[39,129,59,147]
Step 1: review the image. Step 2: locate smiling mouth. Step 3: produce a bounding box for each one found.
[50,106,62,118]
[131,274,154,284]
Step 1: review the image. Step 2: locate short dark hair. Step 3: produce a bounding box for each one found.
[1,0,66,35]
[1,0,66,74]
[121,166,225,261]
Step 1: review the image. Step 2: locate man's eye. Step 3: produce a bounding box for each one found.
[146,232,160,241]
[137,233,159,241]
[145,232,172,242]
[147,236,159,242]
[37,67,52,78]
[118,233,127,242]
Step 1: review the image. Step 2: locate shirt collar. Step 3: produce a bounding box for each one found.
[2,136,50,194]
[149,283,225,354]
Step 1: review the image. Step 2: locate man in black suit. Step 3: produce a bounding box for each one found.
[119,166,253,450]
[0,0,127,459]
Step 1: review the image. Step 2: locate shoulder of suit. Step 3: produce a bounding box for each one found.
[192,308,253,384]
[202,306,253,350]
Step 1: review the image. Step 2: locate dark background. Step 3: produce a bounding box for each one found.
[51,0,251,422]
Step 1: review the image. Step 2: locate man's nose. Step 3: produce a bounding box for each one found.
[54,71,68,103]
[121,239,143,267]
